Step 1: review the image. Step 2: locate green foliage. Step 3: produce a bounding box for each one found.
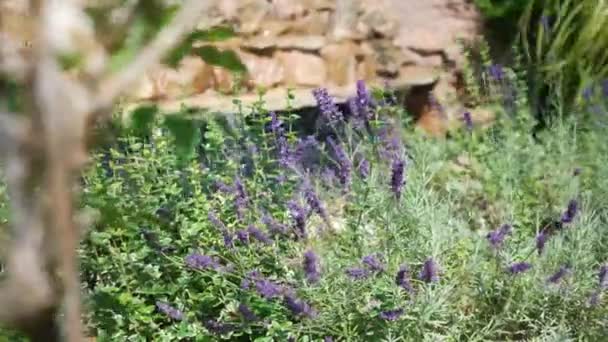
[520,0,608,119]
[5,70,601,340]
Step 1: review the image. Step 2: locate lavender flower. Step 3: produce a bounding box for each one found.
[262,214,288,236]
[156,301,184,320]
[390,159,405,200]
[303,184,329,223]
[241,270,261,290]
[324,337,334,342]
[313,88,343,123]
[462,111,473,131]
[358,158,370,179]
[238,303,257,321]
[378,127,402,161]
[247,225,272,244]
[327,137,352,186]
[269,111,283,133]
[345,267,371,280]
[573,168,582,176]
[547,266,570,284]
[303,250,321,283]
[321,167,337,185]
[352,80,372,125]
[599,264,608,289]
[294,136,321,170]
[602,79,608,98]
[486,224,513,249]
[362,254,385,272]
[395,264,414,293]
[507,262,533,275]
[236,229,249,244]
[288,200,308,239]
[560,199,579,224]
[234,178,249,221]
[204,319,233,335]
[255,279,283,299]
[536,230,549,255]
[222,230,234,249]
[419,258,440,283]
[488,64,505,82]
[379,308,404,321]
[588,291,601,307]
[208,211,226,230]
[185,253,221,271]
[213,180,234,193]
[283,294,317,318]
[582,86,594,102]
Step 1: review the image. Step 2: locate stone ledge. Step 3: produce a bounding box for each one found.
[122,69,440,116]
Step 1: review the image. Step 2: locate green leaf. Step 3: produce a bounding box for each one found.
[130,105,158,137]
[192,46,247,73]
[163,115,199,163]
[190,26,236,42]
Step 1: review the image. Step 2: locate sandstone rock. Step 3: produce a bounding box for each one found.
[259,20,293,37]
[278,35,327,51]
[360,9,398,38]
[399,66,440,86]
[277,51,327,86]
[238,51,285,88]
[357,57,377,81]
[321,42,358,87]
[330,0,362,40]
[238,0,271,34]
[289,11,332,35]
[271,0,310,19]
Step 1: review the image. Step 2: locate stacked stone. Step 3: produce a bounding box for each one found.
[135,0,452,100]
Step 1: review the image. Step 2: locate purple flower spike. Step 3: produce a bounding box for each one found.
[379,308,404,321]
[462,111,473,131]
[156,301,184,320]
[185,253,221,271]
[288,200,308,239]
[222,230,234,249]
[362,253,385,272]
[507,262,533,275]
[358,158,370,179]
[313,88,343,123]
[598,264,608,289]
[345,267,371,280]
[324,337,334,342]
[236,229,249,244]
[395,264,414,293]
[238,303,257,321]
[234,178,249,221]
[486,224,513,249]
[284,294,317,318]
[255,279,283,299]
[390,159,405,200]
[327,137,352,186]
[208,211,226,230]
[536,230,549,255]
[547,266,570,284]
[247,225,272,244]
[303,185,329,223]
[419,258,440,283]
[488,64,505,82]
[204,319,233,335]
[262,214,288,236]
[303,250,321,283]
[573,168,582,176]
[560,199,579,224]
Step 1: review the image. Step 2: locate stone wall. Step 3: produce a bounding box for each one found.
[131,0,486,135]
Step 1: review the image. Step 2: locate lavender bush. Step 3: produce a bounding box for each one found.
[1,62,607,341]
